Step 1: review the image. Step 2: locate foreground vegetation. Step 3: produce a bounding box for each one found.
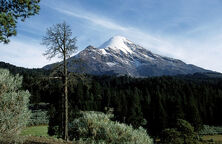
[202,135,222,144]
[20,125,222,144]
[199,125,222,135]
[1,63,222,143]
[0,68,153,143]
[21,111,153,144]
[0,69,31,143]
[70,111,153,144]
[40,72,222,137]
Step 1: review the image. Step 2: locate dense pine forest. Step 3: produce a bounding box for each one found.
[1,61,222,137]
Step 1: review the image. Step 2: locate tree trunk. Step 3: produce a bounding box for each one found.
[64,52,69,141]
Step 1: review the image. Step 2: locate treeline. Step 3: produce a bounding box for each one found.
[0,61,50,77]
[23,73,222,137]
[1,61,222,137]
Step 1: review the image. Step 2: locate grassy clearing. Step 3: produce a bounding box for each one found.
[21,125,73,144]
[202,135,222,144]
[21,126,222,144]
[24,136,73,144]
[21,125,49,137]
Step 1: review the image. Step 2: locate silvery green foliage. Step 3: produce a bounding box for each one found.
[28,110,49,126]
[70,111,153,144]
[199,125,222,135]
[0,69,31,143]
[214,126,222,134]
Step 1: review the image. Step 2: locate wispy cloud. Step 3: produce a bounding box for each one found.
[54,8,128,31]
[51,6,173,53]
[51,6,184,56]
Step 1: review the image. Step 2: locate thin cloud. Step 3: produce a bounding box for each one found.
[54,8,128,31]
[51,6,176,57]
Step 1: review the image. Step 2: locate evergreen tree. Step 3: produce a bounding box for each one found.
[127,88,144,128]
[186,95,202,131]
[161,119,202,144]
[82,84,92,110]
[102,88,111,108]
[150,91,167,136]
[76,82,84,109]
[113,90,123,120]
[90,81,102,110]
[0,0,40,43]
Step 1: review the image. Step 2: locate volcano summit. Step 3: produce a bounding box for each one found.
[44,36,210,77]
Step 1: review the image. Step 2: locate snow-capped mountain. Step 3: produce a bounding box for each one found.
[44,36,210,77]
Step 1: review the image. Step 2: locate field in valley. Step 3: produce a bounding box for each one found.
[21,126,73,144]
[202,135,222,144]
[21,125,222,144]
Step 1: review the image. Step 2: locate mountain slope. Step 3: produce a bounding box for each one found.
[44,36,211,77]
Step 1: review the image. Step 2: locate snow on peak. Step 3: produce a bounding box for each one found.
[99,36,133,54]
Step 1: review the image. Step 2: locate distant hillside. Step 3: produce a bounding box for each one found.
[0,61,50,76]
[1,61,222,80]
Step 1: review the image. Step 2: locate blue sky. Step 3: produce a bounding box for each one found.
[1,0,222,72]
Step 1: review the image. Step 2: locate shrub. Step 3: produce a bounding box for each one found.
[161,119,202,144]
[0,69,31,143]
[199,125,222,135]
[28,110,49,126]
[161,128,183,144]
[69,111,153,144]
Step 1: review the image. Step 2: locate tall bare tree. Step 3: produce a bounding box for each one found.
[42,22,77,141]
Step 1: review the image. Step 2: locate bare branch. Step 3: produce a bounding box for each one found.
[41,22,77,60]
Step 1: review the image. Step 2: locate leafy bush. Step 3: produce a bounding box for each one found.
[28,110,49,126]
[0,69,31,143]
[161,128,183,144]
[161,119,202,144]
[199,125,222,135]
[214,126,222,134]
[69,111,153,144]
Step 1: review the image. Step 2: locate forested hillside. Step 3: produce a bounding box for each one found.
[1,61,222,137]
